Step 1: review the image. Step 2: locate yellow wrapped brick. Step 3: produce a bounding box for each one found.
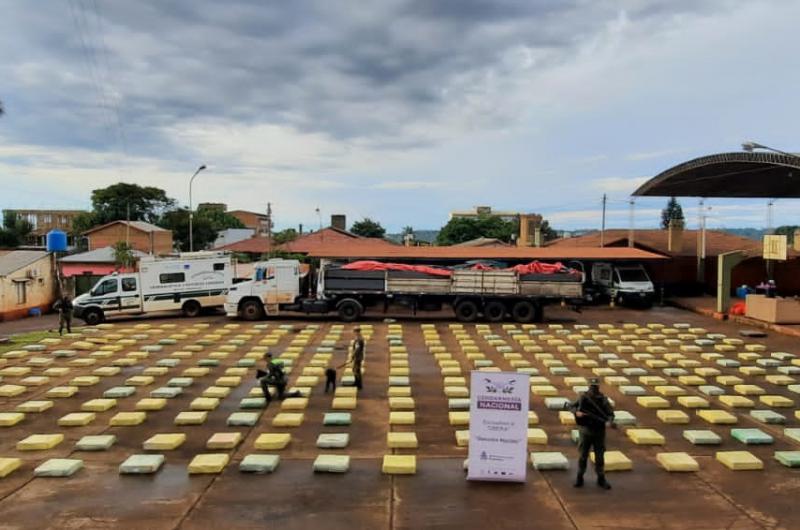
[390,412,416,425]
[81,398,117,412]
[254,433,291,450]
[382,455,416,475]
[188,453,229,474]
[135,398,167,411]
[387,432,418,448]
[58,412,96,427]
[143,433,186,450]
[272,413,304,427]
[110,411,146,426]
[17,433,64,451]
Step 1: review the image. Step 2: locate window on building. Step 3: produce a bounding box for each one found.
[15,282,27,305]
[121,277,137,292]
[159,273,185,284]
[213,262,225,271]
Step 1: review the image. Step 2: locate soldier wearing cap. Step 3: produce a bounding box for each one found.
[350,327,365,390]
[258,352,288,403]
[570,377,615,490]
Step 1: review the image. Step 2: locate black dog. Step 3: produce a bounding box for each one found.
[325,368,337,393]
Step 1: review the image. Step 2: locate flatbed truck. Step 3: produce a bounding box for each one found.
[225,258,583,323]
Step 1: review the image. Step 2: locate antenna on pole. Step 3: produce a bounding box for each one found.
[600,194,607,248]
[627,198,635,247]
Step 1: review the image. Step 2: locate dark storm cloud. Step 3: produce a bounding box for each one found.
[0,0,735,155]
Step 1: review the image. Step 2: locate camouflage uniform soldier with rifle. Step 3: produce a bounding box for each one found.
[568,377,615,490]
[53,295,73,336]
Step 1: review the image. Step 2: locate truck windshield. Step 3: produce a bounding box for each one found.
[618,268,650,282]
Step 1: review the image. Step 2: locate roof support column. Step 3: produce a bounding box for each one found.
[716,251,746,314]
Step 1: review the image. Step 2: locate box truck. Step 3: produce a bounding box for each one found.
[73,252,233,325]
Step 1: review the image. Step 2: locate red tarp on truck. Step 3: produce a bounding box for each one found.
[341,261,453,277]
[342,260,577,277]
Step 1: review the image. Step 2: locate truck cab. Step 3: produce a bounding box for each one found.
[590,262,655,307]
[225,259,304,320]
[73,272,143,325]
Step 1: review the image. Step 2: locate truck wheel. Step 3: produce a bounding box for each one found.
[182,300,201,318]
[454,300,479,322]
[484,301,506,322]
[337,299,363,322]
[511,301,535,323]
[83,308,103,326]
[240,300,264,321]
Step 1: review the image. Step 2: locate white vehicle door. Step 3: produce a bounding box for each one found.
[258,263,298,306]
[592,264,613,288]
[91,277,122,314]
[119,276,143,314]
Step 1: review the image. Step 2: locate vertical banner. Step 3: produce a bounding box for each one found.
[467,371,530,482]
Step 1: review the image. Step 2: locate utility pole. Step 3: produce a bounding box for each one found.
[126,203,130,247]
[265,202,273,256]
[628,198,635,247]
[600,194,607,247]
[767,199,775,235]
[188,164,207,253]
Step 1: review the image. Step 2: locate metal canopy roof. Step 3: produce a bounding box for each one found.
[633,152,800,198]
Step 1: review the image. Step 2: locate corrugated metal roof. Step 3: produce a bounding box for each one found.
[307,245,666,261]
[83,220,168,235]
[60,246,147,263]
[0,250,50,276]
[546,229,787,258]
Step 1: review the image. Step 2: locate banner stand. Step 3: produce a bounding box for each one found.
[467,371,530,482]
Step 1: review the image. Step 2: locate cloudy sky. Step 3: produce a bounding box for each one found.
[2,0,800,232]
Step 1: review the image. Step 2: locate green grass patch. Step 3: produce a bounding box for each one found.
[0,330,64,354]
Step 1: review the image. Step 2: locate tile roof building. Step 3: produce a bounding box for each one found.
[83,220,173,255]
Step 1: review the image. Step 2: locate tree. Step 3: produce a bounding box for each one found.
[436,214,562,245]
[112,241,136,269]
[401,226,414,236]
[90,183,176,225]
[158,209,213,252]
[661,197,685,229]
[273,228,299,245]
[196,204,245,231]
[774,225,799,246]
[71,212,97,237]
[0,99,4,116]
[157,206,244,252]
[350,218,386,238]
[0,211,33,247]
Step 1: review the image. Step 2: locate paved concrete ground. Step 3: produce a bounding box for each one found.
[0,306,799,529]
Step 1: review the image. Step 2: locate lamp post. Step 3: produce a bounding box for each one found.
[188,164,207,253]
[741,141,800,160]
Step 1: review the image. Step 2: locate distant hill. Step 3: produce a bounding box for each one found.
[568,227,766,241]
[718,228,765,240]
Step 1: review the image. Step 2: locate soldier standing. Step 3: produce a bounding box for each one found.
[350,327,365,390]
[570,377,615,490]
[53,295,73,336]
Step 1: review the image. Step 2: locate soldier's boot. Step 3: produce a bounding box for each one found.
[597,474,611,490]
[573,473,584,488]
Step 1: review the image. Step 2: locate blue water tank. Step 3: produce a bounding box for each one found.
[46,229,68,252]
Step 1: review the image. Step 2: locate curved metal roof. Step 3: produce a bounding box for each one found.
[633,152,800,198]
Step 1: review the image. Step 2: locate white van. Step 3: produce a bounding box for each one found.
[588,262,655,307]
[73,252,233,325]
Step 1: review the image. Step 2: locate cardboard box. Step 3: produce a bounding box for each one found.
[746,294,800,324]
